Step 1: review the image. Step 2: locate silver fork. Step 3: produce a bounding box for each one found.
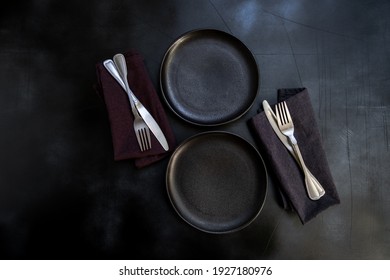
[103,58,151,152]
[275,101,325,200]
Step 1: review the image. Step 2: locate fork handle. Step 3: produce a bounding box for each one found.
[290,142,325,200]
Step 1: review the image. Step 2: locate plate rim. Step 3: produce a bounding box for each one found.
[160,28,260,126]
[166,131,268,234]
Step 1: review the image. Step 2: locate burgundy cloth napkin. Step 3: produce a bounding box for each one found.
[249,88,340,224]
[96,50,176,168]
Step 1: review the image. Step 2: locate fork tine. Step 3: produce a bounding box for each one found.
[280,102,287,124]
[139,128,151,151]
[145,128,151,150]
[143,128,150,150]
[275,103,282,126]
[280,102,287,125]
[278,101,288,125]
[140,129,145,151]
[278,103,283,125]
[141,128,148,151]
[135,130,143,151]
[277,103,285,125]
[140,128,147,151]
[282,101,291,124]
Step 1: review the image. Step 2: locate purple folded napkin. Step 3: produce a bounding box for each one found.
[96,50,176,168]
[249,88,340,224]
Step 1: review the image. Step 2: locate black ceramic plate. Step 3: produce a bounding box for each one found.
[166,132,267,233]
[160,29,259,126]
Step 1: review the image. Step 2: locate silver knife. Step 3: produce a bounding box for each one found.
[263,100,325,197]
[103,59,169,151]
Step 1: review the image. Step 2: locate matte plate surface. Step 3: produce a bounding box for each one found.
[160,29,259,126]
[166,132,267,233]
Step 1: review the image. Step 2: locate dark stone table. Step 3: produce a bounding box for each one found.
[1,0,389,259]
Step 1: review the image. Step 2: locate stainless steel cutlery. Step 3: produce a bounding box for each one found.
[103,59,151,151]
[103,51,321,201]
[103,54,169,152]
[274,101,325,200]
[113,54,152,151]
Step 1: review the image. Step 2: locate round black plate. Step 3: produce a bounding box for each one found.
[160,29,259,126]
[166,132,267,233]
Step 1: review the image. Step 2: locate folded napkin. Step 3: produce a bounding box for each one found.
[96,50,176,168]
[249,88,340,224]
